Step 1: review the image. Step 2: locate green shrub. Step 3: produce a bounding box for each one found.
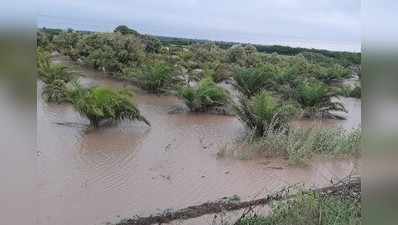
[335,85,361,99]
[233,64,278,97]
[179,77,229,112]
[37,47,51,76]
[37,48,75,103]
[247,127,361,164]
[235,91,298,136]
[320,64,352,83]
[37,47,73,84]
[202,62,233,83]
[39,64,74,84]
[69,84,150,127]
[42,79,69,103]
[294,80,346,118]
[131,62,176,93]
[350,86,361,98]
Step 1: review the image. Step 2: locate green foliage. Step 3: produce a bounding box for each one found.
[235,92,298,136]
[130,62,176,93]
[320,64,352,83]
[226,44,258,67]
[248,127,361,164]
[77,32,145,73]
[214,63,234,82]
[142,35,162,53]
[37,48,75,103]
[113,25,139,36]
[294,80,346,118]
[42,79,69,103]
[335,85,361,99]
[69,84,150,127]
[38,63,74,84]
[350,86,361,98]
[52,30,82,58]
[37,48,51,76]
[233,64,278,97]
[239,192,361,225]
[179,78,229,112]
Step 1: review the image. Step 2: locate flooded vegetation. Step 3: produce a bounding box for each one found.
[37,27,361,225]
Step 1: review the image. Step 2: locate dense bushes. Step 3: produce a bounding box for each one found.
[69,84,150,127]
[41,27,357,89]
[38,26,360,122]
[179,78,229,112]
[78,32,145,73]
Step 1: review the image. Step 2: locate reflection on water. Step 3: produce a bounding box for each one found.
[37,57,361,225]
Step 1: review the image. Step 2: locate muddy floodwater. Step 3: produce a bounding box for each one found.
[37,56,361,225]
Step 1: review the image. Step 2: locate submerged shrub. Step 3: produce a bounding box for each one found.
[232,64,278,97]
[349,86,361,98]
[335,85,361,99]
[294,80,346,118]
[37,47,73,84]
[69,84,150,127]
[39,64,75,84]
[320,64,352,83]
[130,62,176,93]
[235,91,298,136]
[37,48,75,103]
[179,78,229,112]
[42,79,69,103]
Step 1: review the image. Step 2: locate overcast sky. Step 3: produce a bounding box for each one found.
[37,0,361,52]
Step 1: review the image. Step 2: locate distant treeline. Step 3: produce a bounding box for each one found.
[155,36,361,66]
[38,27,360,66]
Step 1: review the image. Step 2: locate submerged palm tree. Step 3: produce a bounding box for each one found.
[69,83,150,127]
[232,64,278,98]
[179,77,229,112]
[37,48,75,103]
[235,91,298,136]
[294,80,347,118]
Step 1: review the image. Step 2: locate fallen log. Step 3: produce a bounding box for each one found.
[116,176,360,225]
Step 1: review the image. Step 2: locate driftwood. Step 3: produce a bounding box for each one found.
[116,176,360,225]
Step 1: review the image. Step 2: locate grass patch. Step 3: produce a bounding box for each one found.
[238,191,361,225]
[244,126,361,164]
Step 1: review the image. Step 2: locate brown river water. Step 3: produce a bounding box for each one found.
[37,56,361,225]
